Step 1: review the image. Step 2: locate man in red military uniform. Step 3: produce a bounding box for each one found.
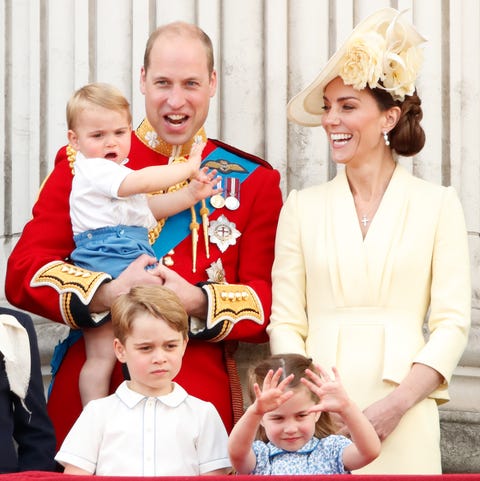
[5,21,282,450]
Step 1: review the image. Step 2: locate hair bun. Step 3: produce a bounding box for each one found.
[391,91,425,156]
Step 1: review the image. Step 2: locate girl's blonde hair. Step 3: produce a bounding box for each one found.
[111,285,188,344]
[66,82,132,130]
[248,353,338,442]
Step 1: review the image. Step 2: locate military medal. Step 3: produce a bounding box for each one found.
[225,177,240,211]
[210,178,225,209]
[210,193,225,209]
[208,214,241,253]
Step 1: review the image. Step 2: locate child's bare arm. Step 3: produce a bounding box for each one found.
[228,369,294,474]
[118,141,205,197]
[147,168,221,220]
[302,366,381,471]
[336,399,381,471]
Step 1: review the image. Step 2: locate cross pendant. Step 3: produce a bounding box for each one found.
[361,215,369,227]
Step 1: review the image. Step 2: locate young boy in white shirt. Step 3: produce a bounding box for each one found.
[55,285,231,476]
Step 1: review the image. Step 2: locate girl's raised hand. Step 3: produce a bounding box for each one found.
[251,368,294,416]
[302,365,351,415]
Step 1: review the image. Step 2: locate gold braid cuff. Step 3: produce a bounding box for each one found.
[31,261,112,327]
[201,283,264,342]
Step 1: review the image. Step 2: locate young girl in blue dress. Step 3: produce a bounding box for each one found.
[228,354,380,474]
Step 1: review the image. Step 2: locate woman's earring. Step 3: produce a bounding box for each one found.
[383,131,390,146]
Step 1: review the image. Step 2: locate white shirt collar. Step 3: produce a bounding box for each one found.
[115,380,188,409]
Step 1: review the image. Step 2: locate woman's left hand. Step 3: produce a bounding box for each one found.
[360,396,406,441]
[337,363,444,441]
[335,395,404,441]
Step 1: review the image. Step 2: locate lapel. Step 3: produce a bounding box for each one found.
[326,164,411,306]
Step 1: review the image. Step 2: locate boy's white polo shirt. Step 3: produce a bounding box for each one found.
[55,381,231,476]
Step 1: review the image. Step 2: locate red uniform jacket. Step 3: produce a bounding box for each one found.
[5,120,283,450]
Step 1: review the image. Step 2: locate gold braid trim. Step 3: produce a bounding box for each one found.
[67,144,77,174]
[135,118,207,157]
[148,218,166,245]
[61,292,79,329]
[31,261,112,307]
[201,284,264,342]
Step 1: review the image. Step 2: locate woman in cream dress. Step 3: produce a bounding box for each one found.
[268,9,471,474]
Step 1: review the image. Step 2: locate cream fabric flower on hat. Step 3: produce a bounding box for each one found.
[383,45,424,100]
[340,11,424,100]
[340,32,386,90]
[287,8,427,126]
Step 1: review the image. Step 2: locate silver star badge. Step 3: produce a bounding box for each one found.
[206,258,227,283]
[208,214,241,253]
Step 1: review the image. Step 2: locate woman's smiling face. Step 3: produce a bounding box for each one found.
[321,77,389,168]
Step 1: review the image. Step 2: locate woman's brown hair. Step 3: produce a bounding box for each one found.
[370,86,426,157]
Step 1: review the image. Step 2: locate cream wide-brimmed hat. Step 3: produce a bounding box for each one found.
[287,8,427,126]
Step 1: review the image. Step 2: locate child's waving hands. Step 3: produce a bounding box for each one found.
[301,365,350,415]
[251,368,294,416]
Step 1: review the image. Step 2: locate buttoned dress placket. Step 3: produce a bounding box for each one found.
[143,397,156,475]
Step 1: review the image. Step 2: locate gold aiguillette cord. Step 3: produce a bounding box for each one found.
[190,200,210,272]
[199,201,210,259]
[190,206,199,273]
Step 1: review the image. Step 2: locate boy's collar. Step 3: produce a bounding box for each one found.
[135,118,207,157]
[117,381,189,408]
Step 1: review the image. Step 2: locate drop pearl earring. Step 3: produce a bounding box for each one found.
[383,131,390,146]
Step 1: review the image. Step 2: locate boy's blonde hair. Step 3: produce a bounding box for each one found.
[249,354,338,442]
[66,82,132,130]
[111,285,188,344]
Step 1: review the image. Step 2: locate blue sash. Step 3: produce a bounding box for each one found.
[151,146,260,259]
[48,329,83,398]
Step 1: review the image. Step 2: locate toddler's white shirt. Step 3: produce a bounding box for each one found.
[69,152,157,235]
